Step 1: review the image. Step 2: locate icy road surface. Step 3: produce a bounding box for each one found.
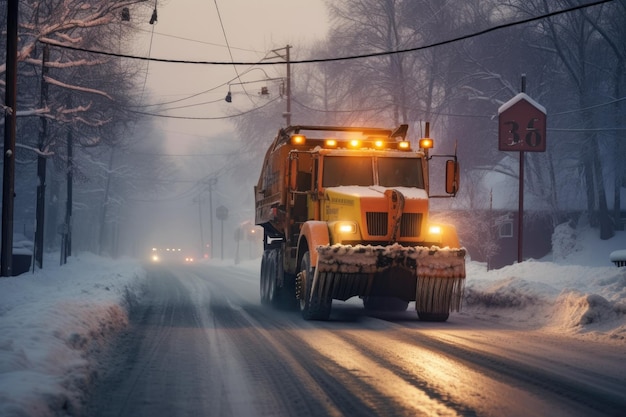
[85,262,626,417]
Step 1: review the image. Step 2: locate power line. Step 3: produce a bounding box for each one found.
[129,150,239,157]
[294,90,626,120]
[128,95,281,119]
[39,0,613,66]
[137,0,158,104]
[128,63,279,108]
[551,96,626,116]
[134,26,260,53]
[212,0,251,103]
[548,127,626,132]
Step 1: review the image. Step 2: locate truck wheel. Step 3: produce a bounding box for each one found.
[417,312,449,322]
[261,249,296,310]
[266,251,282,307]
[299,251,332,320]
[260,250,271,305]
[363,297,409,312]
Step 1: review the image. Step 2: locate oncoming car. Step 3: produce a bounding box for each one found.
[150,247,196,264]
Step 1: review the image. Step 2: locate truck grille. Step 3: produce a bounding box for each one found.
[399,213,421,237]
[365,212,422,237]
[366,212,388,236]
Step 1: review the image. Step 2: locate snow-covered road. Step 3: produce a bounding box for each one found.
[84,262,626,417]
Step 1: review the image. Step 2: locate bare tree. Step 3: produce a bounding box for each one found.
[0,0,161,257]
[510,0,621,238]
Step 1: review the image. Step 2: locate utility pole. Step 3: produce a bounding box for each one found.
[66,128,73,258]
[265,45,291,126]
[35,44,50,269]
[1,0,19,277]
[61,128,73,265]
[201,177,217,258]
[285,45,291,126]
[98,148,114,256]
[193,194,205,258]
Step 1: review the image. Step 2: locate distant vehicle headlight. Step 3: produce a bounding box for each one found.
[151,254,160,262]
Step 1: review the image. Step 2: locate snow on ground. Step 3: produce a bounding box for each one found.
[463,224,626,344]
[0,254,145,417]
[0,224,625,416]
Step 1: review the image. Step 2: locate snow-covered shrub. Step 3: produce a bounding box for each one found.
[552,222,582,261]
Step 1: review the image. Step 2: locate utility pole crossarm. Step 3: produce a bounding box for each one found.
[263,45,291,126]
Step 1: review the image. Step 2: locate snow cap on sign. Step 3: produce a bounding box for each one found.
[498,92,547,115]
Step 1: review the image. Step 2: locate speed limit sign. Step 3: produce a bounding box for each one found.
[498,93,546,152]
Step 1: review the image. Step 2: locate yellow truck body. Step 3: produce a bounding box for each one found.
[255,125,465,321]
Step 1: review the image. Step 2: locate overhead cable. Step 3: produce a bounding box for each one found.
[39,0,613,66]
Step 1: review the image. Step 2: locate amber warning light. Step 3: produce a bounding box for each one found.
[290,134,306,145]
[419,138,434,149]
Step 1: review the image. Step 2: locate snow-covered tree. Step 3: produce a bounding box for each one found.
[0,0,165,257]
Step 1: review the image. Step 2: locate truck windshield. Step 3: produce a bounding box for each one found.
[322,156,373,187]
[378,157,424,188]
[322,156,424,188]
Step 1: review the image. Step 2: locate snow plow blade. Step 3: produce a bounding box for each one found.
[312,243,466,317]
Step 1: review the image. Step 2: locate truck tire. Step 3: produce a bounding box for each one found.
[260,249,282,307]
[261,249,297,310]
[260,250,271,305]
[267,250,290,309]
[299,251,332,320]
[363,297,409,312]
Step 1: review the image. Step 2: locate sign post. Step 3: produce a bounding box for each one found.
[216,205,228,260]
[498,84,547,264]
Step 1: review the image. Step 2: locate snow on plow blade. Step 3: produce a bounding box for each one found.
[313,243,466,314]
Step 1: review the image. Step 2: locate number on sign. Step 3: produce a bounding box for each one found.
[504,118,542,148]
[525,118,542,147]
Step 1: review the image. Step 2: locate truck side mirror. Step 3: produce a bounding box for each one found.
[445,160,460,195]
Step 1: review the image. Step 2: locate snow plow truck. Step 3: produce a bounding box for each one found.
[255,124,466,321]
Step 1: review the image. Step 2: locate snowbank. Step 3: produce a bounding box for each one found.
[0,253,146,417]
[464,225,626,344]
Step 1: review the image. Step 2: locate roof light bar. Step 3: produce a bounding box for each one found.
[291,134,306,145]
[325,139,338,148]
[419,138,433,149]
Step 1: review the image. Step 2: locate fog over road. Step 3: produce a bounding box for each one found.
[85,262,626,417]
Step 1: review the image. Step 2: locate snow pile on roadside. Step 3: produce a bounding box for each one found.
[464,225,626,344]
[0,253,146,417]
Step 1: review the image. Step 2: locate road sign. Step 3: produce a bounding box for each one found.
[498,93,547,152]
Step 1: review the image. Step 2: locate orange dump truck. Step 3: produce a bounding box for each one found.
[255,124,465,321]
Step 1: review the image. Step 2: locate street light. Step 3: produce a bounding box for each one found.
[149,7,157,24]
[119,4,157,24]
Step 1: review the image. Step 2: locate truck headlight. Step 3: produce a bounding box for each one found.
[335,222,357,234]
[428,225,442,235]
